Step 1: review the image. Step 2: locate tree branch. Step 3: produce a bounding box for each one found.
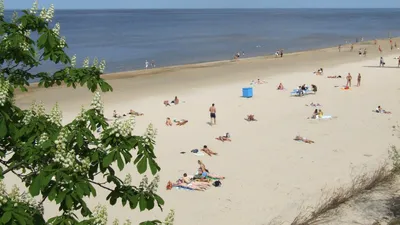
[88,180,113,192]
[1,161,24,175]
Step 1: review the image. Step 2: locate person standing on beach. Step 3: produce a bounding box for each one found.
[209,103,216,126]
[350,44,353,51]
[357,73,361,87]
[151,60,156,68]
[145,60,149,69]
[378,45,382,53]
[346,73,352,87]
[398,56,400,67]
[338,44,341,52]
[280,49,283,57]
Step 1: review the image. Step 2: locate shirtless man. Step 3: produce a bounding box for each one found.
[346,73,352,87]
[357,73,361,87]
[209,103,216,125]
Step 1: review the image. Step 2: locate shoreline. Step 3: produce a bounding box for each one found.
[19,36,397,94]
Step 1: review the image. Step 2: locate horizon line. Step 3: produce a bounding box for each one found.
[5,7,400,10]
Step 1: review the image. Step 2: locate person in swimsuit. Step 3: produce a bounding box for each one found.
[201,145,217,156]
[277,83,284,90]
[357,73,361,87]
[165,117,173,126]
[294,135,315,144]
[176,119,188,126]
[128,109,144,116]
[346,73,352,87]
[209,103,216,125]
[172,96,179,105]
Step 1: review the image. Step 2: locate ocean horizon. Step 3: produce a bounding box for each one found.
[4,8,400,75]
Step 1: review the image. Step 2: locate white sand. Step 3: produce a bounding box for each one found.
[11,40,400,224]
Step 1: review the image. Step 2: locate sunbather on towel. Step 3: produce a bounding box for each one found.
[176,119,188,126]
[375,106,392,114]
[216,133,231,142]
[327,75,342,78]
[182,173,211,188]
[164,100,171,106]
[201,145,218,156]
[128,109,144,116]
[294,135,315,144]
[174,179,207,191]
[306,102,322,107]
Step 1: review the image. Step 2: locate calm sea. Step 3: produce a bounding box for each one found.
[4,9,400,73]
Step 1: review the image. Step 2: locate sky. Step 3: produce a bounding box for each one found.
[5,0,400,9]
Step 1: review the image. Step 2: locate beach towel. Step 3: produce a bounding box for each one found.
[174,186,194,191]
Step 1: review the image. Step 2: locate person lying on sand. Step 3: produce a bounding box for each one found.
[294,135,315,144]
[164,100,171,106]
[309,109,319,119]
[255,79,266,84]
[306,102,322,107]
[128,109,144,116]
[175,119,188,126]
[195,167,225,180]
[201,145,218,156]
[375,106,391,114]
[182,173,211,188]
[245,114,257,121]
[216,133,232,142]
[277,83,284,90]
[165,117,173,126]
[327,75,342,78]
[113,110,126,118]
[167,179,207,191]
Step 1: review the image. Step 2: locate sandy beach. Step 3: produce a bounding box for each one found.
[11,38,400,224]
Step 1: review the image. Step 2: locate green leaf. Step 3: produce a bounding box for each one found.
[76,132,83,147]
[1,211,12,223]
[137,158,148,174]
[55,191,67,204]
[29,176,41,196]
[154,194,165,206]
[65,195,73,209]
[88,183,97,197]
[146,196,155,210]
[148,159,159,175]
[102,151,115,168]
[0,116,8,138]
[139,194,147,211]
[13,213,27,225]
[116,153,124,171]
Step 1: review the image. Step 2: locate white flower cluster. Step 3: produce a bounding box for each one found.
[19,42,30,52]
[38,132,49,146]
[0,182,41,213]
[112,219,119,225]
[58,36,66,48]
[143,123,157,144]
[123,220,132,225]
[71,55,77,67]
[21,101,45,125]
[139,175,160,192]
[11,11,18,23]
[52,23,60,36]
[54,128,74,167]
[91,92,104,114]
[48,102,63,126]
[92,204,108,225]
[38,4,54,22]
[29,0,38,14]
[123,174,132,186]
[92,57,99,67]
[99,60,106,73]
[0,79,10,106]
[76,106,89,122]
[164,209,175,225]
[83,57,90,68]
[109,117,135,138]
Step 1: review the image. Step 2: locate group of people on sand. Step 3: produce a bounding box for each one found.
[167,160,225,191]
[375,106,391,114]
[164,96,180,106]
[345,73,361,88]
[113,109,144,118]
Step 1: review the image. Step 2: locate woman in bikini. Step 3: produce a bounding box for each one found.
[294,135,315,144]
[128,109,144,116]
[176,119,188,126]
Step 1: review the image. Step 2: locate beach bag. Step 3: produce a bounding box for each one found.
[213,180,222,187]
[191,149,199,153]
